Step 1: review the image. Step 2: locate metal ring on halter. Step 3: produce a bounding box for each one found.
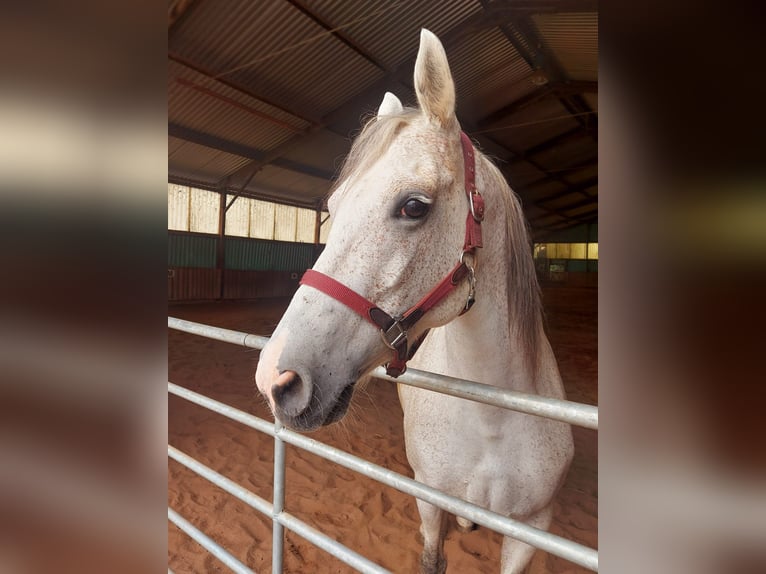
[460,249,477,269]
[459,251,477,312]
[464,264,476,312]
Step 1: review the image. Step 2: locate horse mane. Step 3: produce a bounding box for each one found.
[332,110,542,373]
[477,152,543,373]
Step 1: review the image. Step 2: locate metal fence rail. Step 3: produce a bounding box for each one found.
[168,317,598,430]
[168,317,599,573]
[168,444,390,574]
[168,507,254,574]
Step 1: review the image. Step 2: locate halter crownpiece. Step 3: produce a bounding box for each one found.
[300,131,484,377]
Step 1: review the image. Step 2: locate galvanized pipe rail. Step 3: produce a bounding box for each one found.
[168,444,390,574]
[168,507,255,574]
[168,317,599,572]
[168,317,598,430]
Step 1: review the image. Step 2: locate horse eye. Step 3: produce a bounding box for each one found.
[400,198,430,219]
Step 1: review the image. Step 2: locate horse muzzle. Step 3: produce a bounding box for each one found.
[267,369,357,431]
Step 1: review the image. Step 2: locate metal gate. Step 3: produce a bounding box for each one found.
[168,317,598,573]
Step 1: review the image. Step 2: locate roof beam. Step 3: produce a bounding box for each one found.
[502,146,591,192]
[547,195,599,213]
[528,175,598,203]
[285,0,391,73]
[169,122,335,181]
[518,153,597,184]
[474,0,598,15]
[487,7,598,140]
[477,81,597,128]
[173,77,305,133]
[169,52,322,127]
[508,125,593,165]
[532,215,597,237]
[529,201,597,224]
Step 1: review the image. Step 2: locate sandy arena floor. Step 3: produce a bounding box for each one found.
[168,285,597,573]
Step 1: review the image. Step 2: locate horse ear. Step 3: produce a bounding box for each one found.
[414,29,456,128]
[377,92,403,118]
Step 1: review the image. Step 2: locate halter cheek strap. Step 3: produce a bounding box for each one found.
[300,131,484,377]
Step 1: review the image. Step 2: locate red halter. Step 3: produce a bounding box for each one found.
[300,131,484,377]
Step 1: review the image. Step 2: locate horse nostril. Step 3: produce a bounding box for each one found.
[272,370,299,402]
[271,370,310,416]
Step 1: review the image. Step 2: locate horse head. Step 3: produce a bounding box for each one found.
[256,29,478,431]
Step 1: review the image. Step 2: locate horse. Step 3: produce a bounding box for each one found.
[256,29,574,574]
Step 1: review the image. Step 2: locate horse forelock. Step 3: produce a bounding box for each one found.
[478,154,543,374]
[329,108,420,204]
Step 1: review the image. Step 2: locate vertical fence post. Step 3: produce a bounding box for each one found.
[217,181,228,300]
[272,421,286,574]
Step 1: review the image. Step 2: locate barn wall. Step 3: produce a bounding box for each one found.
[168,267,219,301]
[168,231,322,301]
[541,259,598,287]
[224,236,317,271]
[222,270,300,299]
[561,271,598,287]
[541,223,598,243]
[168,232,217,267]
[535,224,598,287]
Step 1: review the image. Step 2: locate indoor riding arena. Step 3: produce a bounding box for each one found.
[168,1,598,573]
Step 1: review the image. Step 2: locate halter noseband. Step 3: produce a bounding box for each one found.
[300,131,484,377]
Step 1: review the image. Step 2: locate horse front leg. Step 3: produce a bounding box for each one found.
[416,499,447,574]
[500,504,553,574]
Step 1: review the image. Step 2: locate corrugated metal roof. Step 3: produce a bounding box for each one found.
[542,192,593,210]
[168,135,186,156]
[250,164,331,203]
[533,135,597,171]
[168,1,598,233]
[505,163,550,189]
[448,27,535,126]
[450,27,532,101]
[168,59,309,152]
[564,163,598,185]
[526,180,569,202]
[563,202,597,218]
[488,98,581,152]
[278,129,351,177]
[171,0,384,119]
[532,12,598,81]
[306,0,483,71]
[169,138,251,182]
[463,75,539,126]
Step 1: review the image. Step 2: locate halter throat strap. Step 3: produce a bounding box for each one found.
[300,131,483,377]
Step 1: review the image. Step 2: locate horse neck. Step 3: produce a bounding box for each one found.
[419,163,544,395]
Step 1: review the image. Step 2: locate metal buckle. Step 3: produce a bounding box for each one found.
[469,191,484,222]
[381,318,407,350]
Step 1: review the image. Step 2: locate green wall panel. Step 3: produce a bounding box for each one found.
[168,232,217,268]
[567,259,588,272]
[225,237,317,271]
[169,232,320,272]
